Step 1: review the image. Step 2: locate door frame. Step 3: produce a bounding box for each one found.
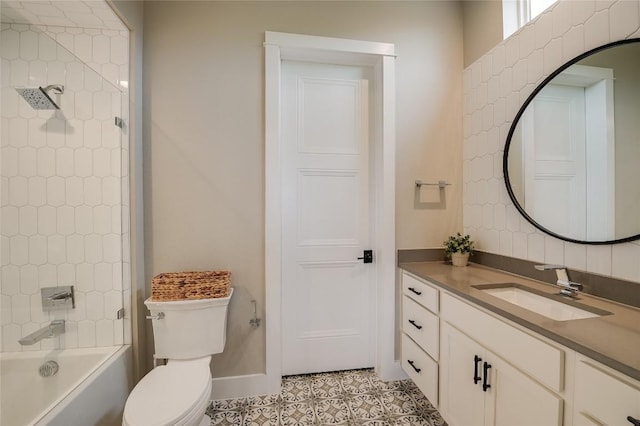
[264,31,398,393]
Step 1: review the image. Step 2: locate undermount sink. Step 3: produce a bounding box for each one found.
[474,284,607,321]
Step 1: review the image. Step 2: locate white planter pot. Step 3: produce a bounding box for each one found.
[451,252,470,267]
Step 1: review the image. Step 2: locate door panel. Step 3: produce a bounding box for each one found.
[489,354,563,426]
[281,60,374,375]
[297,170,360,246]
[440,323,485,426]
[522,84,586,240]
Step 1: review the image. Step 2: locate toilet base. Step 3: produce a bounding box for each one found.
[198,414,211,426]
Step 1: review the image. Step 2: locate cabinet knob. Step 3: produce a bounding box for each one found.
[627,416,640,426]
[407,359,421,373]
[408,287,422,296]
[482,362,492,392]
[408,319,423,330]
[473,355,482,384]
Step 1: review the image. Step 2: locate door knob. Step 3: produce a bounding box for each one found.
[357,250,373,263]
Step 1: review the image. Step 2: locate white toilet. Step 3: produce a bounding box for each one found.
[123,289,233,426]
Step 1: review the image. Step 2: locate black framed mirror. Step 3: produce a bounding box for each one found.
[503,39,640,245]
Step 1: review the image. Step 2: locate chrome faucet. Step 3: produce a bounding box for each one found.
[534,264,583,297]
[18,320,65,345]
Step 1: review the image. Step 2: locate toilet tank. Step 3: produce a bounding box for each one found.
[144,288,233,359]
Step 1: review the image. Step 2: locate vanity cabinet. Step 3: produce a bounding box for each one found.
[440,321,563,426]
[400,272,440,406]
[573,356,640,426]
[399,265,639,426]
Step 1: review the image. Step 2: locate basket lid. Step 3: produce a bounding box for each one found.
[145,288,233,310]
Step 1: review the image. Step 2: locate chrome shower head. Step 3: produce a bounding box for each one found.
[15,84,64,110]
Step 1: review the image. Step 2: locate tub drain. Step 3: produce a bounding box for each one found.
[39,360,59,377]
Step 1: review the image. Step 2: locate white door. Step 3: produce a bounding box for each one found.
[281,60,375,375]
[522,84,587,240]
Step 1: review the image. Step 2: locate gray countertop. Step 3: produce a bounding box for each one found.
[399,261,640,382]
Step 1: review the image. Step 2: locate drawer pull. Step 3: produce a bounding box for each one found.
[628,416,640,426]
[407,359,421,373]
[408,287,422,296]
[482,362,492,392]
[408,319,423,330]
[473,355,482,384]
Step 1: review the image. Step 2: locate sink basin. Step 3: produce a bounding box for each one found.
[476,285,604,321]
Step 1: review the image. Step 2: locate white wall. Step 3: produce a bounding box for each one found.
[463,0,640,284]
[143,0,464,378]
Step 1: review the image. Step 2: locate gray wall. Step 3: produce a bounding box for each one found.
[462,0,503,67]
[143,1,464,377]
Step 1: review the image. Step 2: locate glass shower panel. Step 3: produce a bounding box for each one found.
[1,24,125,352]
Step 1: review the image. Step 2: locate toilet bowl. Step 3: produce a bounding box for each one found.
[123,357,212,426]
[123,289,233,426]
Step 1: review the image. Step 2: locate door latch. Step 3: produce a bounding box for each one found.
[358,250,373,264]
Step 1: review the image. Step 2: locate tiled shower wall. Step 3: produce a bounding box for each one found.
[0,23,130,351]
[463,0,640,284]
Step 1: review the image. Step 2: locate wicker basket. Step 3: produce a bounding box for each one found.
[151,270,231,301]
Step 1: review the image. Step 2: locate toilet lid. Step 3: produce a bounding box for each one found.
[124,358,211,426]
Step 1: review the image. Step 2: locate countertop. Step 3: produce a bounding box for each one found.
[399,261,640,382]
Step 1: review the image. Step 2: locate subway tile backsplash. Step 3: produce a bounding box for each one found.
[463,0,640,285]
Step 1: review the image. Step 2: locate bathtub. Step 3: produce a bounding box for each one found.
[0,345,132,426]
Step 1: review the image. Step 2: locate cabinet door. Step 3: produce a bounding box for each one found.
[487,353,563,426]
[440,322,486,426]
[441,322,563,426]
[574,358,640,426]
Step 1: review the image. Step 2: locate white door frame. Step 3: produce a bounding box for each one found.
[264,31,398,394]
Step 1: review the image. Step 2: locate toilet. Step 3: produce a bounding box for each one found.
[123,289,233,426]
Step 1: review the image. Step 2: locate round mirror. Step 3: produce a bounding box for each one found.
[503,39,640,245]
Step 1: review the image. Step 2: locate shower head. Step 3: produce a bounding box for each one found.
[15,84,64,110]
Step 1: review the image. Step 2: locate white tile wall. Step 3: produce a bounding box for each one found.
[0,22,130,352]
[463,0,640,285]
[40,25,129,94]
[1,1,125,33]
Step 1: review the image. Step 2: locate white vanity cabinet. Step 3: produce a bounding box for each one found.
[399,266,639,426]
[439,293,563,426]
[440,321,563,426]
[400,272,440,406]
[573,356,640,426]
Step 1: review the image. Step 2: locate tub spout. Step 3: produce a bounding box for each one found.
[18,320,65,345]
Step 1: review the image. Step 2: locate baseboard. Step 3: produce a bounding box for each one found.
[210,373,281,400]
[378,360,409,382]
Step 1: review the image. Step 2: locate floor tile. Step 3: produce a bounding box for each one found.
[207,369,446,426]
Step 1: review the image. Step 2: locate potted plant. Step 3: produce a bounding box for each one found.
[443,232,474,267]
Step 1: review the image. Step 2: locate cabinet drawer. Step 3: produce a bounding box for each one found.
[402,272,439,314]
[402,333,438,407]
[441,292,564,392]
[402,296,439,360]
[574,359,640,426]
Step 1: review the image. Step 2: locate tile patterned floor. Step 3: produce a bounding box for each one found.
[206,369,446,425]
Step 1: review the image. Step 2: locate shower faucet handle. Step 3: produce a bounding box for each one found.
[41,286,75,311]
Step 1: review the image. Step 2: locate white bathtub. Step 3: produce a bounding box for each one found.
[0,345,132,426]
